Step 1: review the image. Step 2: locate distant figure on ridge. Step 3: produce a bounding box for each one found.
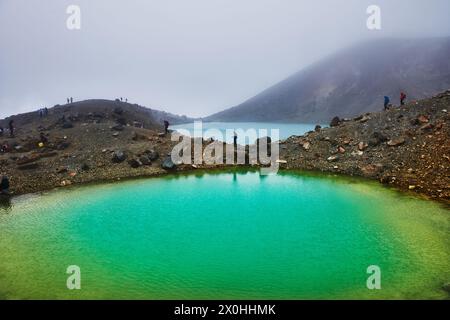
[67,98,70,104]
[70,97,73,104]
[163,120,170,134]
[39,107,46,118]
[0,176,10,195]
[384,96,390,111]
[8,120,14,137]
[400,92,407,106]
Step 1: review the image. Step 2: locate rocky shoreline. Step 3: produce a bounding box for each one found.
[279,90,450,204]
[0,92,449,205]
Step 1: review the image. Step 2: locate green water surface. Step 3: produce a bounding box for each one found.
[0,170,449,299]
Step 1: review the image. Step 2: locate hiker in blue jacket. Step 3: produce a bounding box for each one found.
[384,96,390,110]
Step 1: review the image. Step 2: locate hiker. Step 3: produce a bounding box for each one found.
[400,92,407,105]
[39,132,48,144]
[44,107,49,116]
[0,127,3,136]
[163,120,170,134]
[8,120,14,137]
[0,176,10,195]
[384,96,390,111]
[67,98,70,104]
[125,98,128,103]
[233,131,238,147]
[120,97,123,102]
[1,142,10,153]
[70,97,73,104]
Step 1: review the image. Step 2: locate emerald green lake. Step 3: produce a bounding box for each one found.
[0,170,449,300]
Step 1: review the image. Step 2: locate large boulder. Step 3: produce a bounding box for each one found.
[62,121,73,129]
[368,131,388,147]
[112,150,126,163]
[145,149,159,161]
[330,116,341,127]
[139,155,151,166]
[162,157,176,170]
[128,158,142,168]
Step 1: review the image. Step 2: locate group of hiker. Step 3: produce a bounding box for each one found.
[0,121,15,154]
[66,97,74,104]
[38,107,49,118]
[384,92,407,110]
[0,114,48,195]
[0,120,15,138]
[119,97,128,103]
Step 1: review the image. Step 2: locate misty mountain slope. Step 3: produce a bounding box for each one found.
[206,37,450,123]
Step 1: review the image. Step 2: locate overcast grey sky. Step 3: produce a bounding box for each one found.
[1,0,449,118]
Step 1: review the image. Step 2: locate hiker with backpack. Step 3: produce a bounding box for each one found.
[163,120,170,134]
[400,92,407,105]
[384,96,390,111]
[8,120,14,137]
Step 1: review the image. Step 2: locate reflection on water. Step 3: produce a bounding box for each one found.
[0,196,12,213]
[0,170,448,300]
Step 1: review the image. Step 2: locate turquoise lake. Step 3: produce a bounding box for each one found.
[0,170,449,299]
